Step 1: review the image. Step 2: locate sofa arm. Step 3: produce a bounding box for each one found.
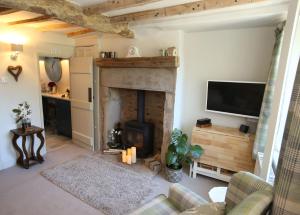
[168,183,207,212]
[225,171,273,212]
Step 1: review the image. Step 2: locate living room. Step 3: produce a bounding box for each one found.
[0,0,299,215]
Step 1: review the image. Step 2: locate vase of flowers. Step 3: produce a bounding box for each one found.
[107,123,123,149]
[12,102,32,130]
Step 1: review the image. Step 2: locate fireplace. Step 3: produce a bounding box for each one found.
[98,57,179,164]
[124,90,154,158]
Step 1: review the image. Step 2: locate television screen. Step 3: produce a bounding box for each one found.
[206,81,265,118]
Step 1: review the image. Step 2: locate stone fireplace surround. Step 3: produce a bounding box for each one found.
[97,57,179,163]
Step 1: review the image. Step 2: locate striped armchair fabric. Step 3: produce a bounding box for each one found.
[129,172,273,215]
[129,183,207,215]
[225,171,273,213]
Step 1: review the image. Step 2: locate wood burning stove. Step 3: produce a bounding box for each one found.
[124,90,154,158]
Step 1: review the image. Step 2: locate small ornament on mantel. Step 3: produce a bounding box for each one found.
[127,46,140,58]
[160,47,177,57]
[167,47,177,56]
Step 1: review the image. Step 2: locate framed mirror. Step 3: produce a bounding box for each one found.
[44,57,62,82]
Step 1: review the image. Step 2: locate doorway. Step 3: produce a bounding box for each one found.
[39,57,72,152]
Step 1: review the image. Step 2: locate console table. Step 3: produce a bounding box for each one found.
[10,126,45,169]
[190,125,255,182]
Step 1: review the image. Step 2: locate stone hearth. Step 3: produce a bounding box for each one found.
[97,57,179,163]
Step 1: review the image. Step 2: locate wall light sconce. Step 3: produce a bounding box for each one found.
[10,44,23,61]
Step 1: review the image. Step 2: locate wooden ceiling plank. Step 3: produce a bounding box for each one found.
[67,29,95,37]
[0,0,133,38]
[84,0,162,14]
[8,15,52,25]
[111,0,265,23]
[39,23,75,31]
[0,7,18,15]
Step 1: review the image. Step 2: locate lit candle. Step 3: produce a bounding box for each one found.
[127,155,132,165]
[127,148,132,156]
[131,147,136,164]
[122,150,127,163]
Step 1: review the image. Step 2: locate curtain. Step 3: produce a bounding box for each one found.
[253,24,285,158]
[272,61,300,214]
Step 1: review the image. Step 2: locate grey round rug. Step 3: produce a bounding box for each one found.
[41,155,156,215]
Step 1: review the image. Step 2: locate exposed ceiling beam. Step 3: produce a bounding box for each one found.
[111,0,265,23]
[8,15,52,25]
[0,7,18,15]
[67,29,95,37]
[39,23,75,31]
[84,0,162,15]
[0,0,134,38]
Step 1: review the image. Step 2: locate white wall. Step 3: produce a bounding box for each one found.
[181,27,275,139]
[100,28,182,57]
[39,59,70,94]
[0,25,74,170]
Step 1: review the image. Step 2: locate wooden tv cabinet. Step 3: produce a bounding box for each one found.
[190,125,255,182]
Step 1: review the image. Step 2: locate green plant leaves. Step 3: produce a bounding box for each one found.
[12,109,21,113]
[166,128,204,170]
[189,145,203,159]
[166,151,177,166]
[177,142,188,155]
[171,128,182,145]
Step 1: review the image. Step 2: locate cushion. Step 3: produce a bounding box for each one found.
[129,194,180,215]
[227,190,273,215]
[179,203,225,215]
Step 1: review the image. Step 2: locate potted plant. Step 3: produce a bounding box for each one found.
[12,102,32,130]
[165,128,203,183]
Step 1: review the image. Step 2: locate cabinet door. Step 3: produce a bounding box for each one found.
[56,100,72,138]
[192,129,255,172]
[70,57,94,150]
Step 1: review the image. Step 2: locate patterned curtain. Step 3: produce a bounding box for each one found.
[253,24,285,158]
[272,61,300,214]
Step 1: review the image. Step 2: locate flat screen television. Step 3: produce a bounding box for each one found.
[206,81,266,118]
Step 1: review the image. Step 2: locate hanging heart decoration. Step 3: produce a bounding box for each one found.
[7,65,22,82]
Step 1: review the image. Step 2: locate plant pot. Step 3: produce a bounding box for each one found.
[21,119,31,130]
[165,166,183,183]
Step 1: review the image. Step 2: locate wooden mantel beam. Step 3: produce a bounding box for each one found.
[84,0,162,15]
[0,0,134,38]
[111,0,265,23]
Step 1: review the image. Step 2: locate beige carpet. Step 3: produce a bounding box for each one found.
[0,134,226,215]
[42,155,157,215]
